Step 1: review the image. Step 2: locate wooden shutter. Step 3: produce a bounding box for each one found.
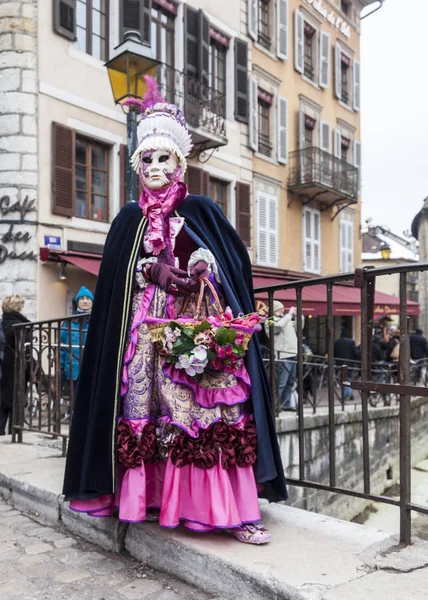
[319,31,330,89]
[248,0,258,41]
[268,194,278,266]
[354,140,361,192]
[353,60,361,111]
[313,209,321,273]
[303,207,321,273]
[340,219,354,272]
[303,207,312,272]
[299,107,305,150]
[120,0,152,45]
[52,122,75,217]
[186,166,209,196]
[184,5,199,78]
[334,129,341,158]
[294,10,304,74]
[53,0,76,41]
[236,182,251,247]
[199,11,210,87]
[277,0,288,60]
[277,96,288,164]
[249,76,258,151]
[320,122,331,153]
[335,41,342,100]
[235,39,248,123]
[120,144,127,209]
[257,192,268,265]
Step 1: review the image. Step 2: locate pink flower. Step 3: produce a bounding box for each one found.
[210,358,223,370]
[207,315,223,328]
[223,306,234,321]
[235,333,245,346]
[216,344,233,359]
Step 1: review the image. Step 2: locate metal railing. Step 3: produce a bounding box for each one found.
[12,313,89,456]
[155,63,227,142]
[256,262,428,545]
[288,146,359,200]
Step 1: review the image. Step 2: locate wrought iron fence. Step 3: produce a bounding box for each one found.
[288,146,358,200]
[155,63,227,141]
[12,313,89,456]
[255,262,428,545]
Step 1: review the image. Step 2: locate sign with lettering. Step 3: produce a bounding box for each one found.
[44,235,61,251]
[0,224,37,264]
[0,195,36,220]
[305,0,352,39]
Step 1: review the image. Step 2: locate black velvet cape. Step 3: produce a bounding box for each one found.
[63,195,287,501]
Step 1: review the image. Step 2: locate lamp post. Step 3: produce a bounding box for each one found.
[380,243,392,261]
[105,32,159,203]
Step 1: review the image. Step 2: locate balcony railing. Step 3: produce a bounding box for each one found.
[288,146,359,206]
[155,63,227,151]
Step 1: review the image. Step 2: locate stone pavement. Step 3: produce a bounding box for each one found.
[0,499,213,600]
[1,432,428,600]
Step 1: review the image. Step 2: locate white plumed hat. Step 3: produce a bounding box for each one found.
[124,77,193,175]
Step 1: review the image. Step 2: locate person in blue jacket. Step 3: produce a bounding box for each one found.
[60,286,93,385]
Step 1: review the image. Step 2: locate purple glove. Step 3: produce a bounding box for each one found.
[189,260,210,281]
[149,263,199,297]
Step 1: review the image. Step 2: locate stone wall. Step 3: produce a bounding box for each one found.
[0,0,38,319]
[278,398,428,521]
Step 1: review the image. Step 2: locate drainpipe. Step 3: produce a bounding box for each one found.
[361,0,384,20]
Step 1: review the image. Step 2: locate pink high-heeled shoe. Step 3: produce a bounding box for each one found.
[228,523,272,545]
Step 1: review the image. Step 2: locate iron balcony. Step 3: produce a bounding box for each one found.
[288,147,359,208]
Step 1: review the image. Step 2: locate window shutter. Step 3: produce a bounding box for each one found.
[277,96,288,164]
[120,144,127,209]
[354,140,361,192]
[277,0,288,60]
[353,60,360,111]
[268,195,278,266]
[185,166,209,196]
[320,122,331,153]
[299,107,305,150]
[52,122,75,217]
[319,31,330,89]
[339,220,346,273]
[236,182,251,247]
[199,10,210,86]
[335,41,342,100]
[303,207,313,272]
[313,210,321,273]
[294,10,304,74]
[248,0,258,41]
[334,128,341,158]
[235,39,249,123]
[249,76,258,152]
[257,193,268,265]
[53,0,76,41]
[346,220,354,272]
[120,0,152,45]
[184,5,199,78]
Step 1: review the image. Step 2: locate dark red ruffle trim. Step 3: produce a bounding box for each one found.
[117,420,257,471]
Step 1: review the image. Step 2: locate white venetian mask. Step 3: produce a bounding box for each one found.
[140,149,179,190]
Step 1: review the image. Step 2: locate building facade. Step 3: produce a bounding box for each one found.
[0,0,375,328]
[412,198,428,335]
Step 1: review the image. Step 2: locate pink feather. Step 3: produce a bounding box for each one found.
[141,75,165,108]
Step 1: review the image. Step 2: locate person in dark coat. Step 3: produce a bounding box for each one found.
[0,295,30,435]
[0,319,4,382]
[334,330,360,400]
[410,328,428,383]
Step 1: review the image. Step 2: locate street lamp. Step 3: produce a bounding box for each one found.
[105,32,159,203]
[380,243,392,261]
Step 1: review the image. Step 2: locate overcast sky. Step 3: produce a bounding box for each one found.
[360,0,428,239]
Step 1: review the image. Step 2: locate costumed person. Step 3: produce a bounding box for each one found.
[63,77,286,544]
[60,286,94,395]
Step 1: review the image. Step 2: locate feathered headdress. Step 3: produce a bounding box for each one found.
[123,76,193,175]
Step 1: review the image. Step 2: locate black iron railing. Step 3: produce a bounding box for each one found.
[288,146,358,200]
[255,261,428,545]
[155,63,227,143]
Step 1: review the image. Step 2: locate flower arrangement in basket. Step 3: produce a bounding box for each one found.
[147,278,267,377]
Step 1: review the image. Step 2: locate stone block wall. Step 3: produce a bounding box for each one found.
[0,0,38,319]
[278,398,428,521]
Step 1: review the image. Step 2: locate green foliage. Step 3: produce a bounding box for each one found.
[193,320,212,334]
[215,327,237,346]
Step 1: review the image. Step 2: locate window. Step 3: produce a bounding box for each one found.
[75,137,109,222]
[340,54,351,105]
[341,136,351,162]
[340,217,354,273]
[76,0,109,61]
[209,38,227,98]
[257,190,278,267]
[258,90,273,157]
[209,178,228,215]
[303,207,321,274]
[340,0,351,17]
[258,0,271,50]
[303,23,316,81]
[151,5,175,67]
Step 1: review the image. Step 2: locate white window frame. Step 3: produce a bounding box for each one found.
[339,216,354,273]
[256,190,278,267]
[248,0,258,41]
[302,206,321,274]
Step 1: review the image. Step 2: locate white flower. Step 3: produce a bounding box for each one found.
[193,345,208,361]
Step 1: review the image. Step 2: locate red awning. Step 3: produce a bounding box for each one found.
[61,255,101,276]
[253,277,420,317]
